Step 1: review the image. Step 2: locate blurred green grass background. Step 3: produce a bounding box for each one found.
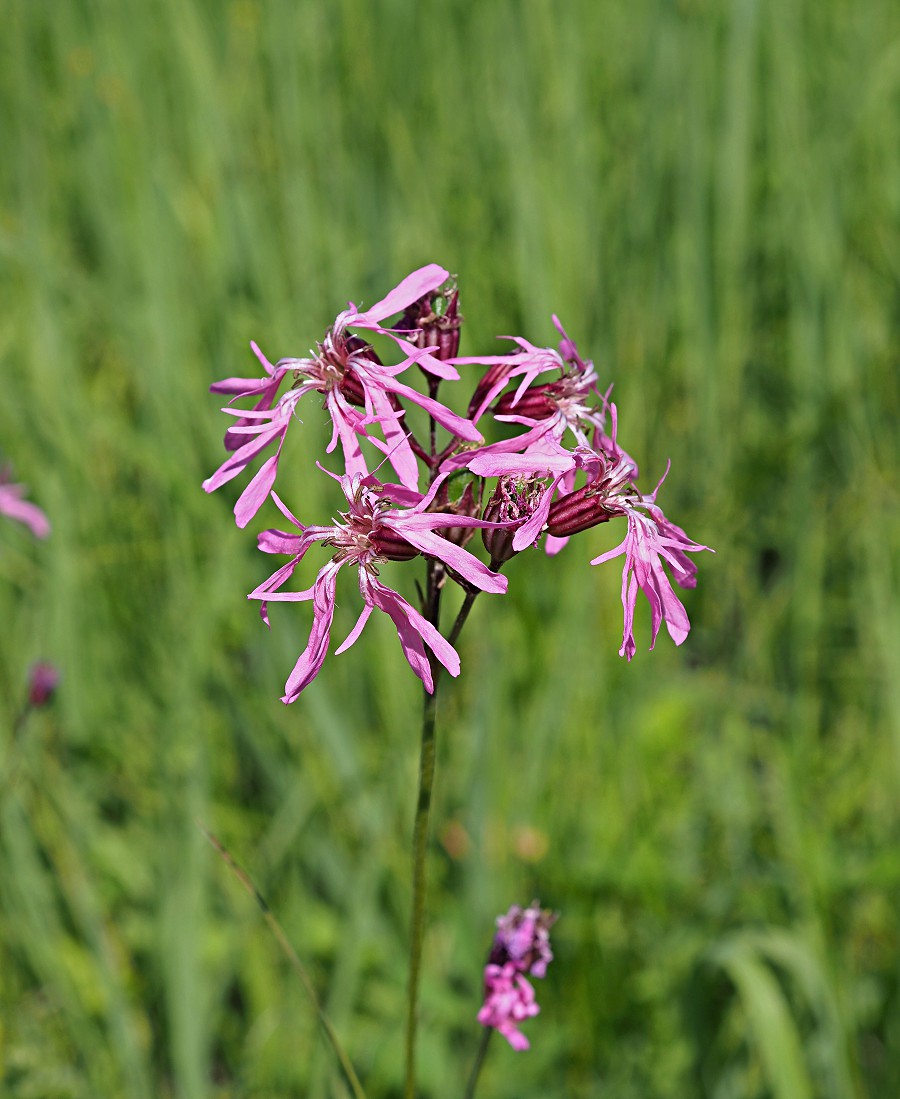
[2,0,899,1096]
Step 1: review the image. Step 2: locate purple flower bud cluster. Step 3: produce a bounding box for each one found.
[478,902,557,1051]
[204,266,711,700]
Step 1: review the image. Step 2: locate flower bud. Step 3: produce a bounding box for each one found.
[395,287,462,362]
[546,484,617,538]
[494,382,556,420]
[468,361,514,419]
[370,529,420,561]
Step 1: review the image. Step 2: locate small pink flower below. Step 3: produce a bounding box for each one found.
[478,962,540,1051]
[478,901,557,1050]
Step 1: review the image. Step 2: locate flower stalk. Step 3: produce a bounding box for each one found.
[463,1027,494,1099]
[404,641,439,1099]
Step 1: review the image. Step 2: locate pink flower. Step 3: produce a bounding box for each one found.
[588,491,709,660]
[249,468,508,701]
[203,266,482,526]
[460,341,562,425]
[490,902,556,978]
[478,901,557,1051]
[545,445,711,658]
[481,476,547,563]
[207,340,293,453]
[458,315,603,427]
[465,398,711,657]
[477,963,540,1051]
[0,471,50,538]
[445,319,633,509]
[463,404,635,555]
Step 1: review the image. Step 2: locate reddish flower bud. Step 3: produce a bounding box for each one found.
[494,382,557,420]
[468,361,514,419]
[546,484,617,538]
[369,529,420,561]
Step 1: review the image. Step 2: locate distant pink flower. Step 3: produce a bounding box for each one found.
[28,662,60,706]
[0,472,50,538]
[249,469,507,701]
[478,901,557,1051]
[203,266,482,526]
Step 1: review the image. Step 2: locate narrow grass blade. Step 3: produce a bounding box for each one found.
[199,823,367,1099]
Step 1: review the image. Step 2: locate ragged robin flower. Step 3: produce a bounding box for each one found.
[543,416,710,660]
[249,466,508,702]
[203,265,482,526]
[465,402,710,657]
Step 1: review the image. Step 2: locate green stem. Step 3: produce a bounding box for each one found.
[447,558,502,652]
[405,555,443,1099]
[463,1027,494,1099]
[404,679,438,1099]
[1,705,34,791]
[12,704,31,739]
[402,528,502,1095]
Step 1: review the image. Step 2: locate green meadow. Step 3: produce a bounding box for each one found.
[2,1,899,1095]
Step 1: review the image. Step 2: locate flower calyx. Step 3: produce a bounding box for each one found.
[481,475,544,562]
[395,282,462,363]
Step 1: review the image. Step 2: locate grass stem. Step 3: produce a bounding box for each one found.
[199,825,368,1099]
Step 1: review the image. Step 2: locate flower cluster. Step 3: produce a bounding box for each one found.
[477,902,557,1050]
[204,265,711,700]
